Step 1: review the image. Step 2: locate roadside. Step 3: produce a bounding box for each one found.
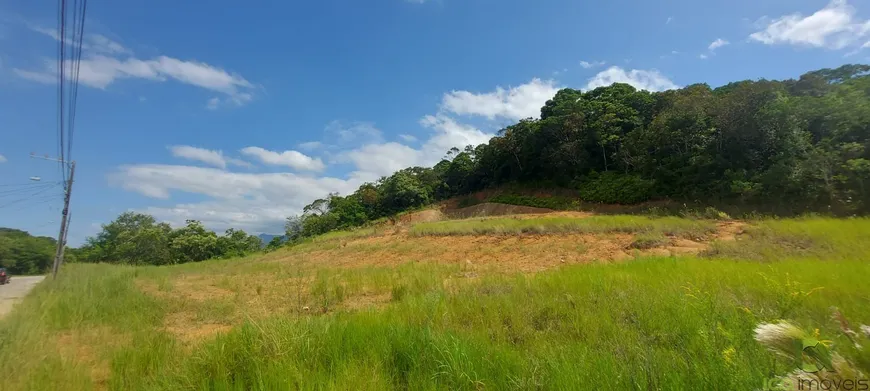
[0,276,45,318]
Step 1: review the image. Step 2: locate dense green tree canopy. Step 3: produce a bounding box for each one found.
[76,212,262,265]
[0,228,57,274]
[287,64,870,240]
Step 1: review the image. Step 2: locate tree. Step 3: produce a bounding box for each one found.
[168,220,220,264]
[217,228,262,258]
[0,228,56,274]
[77,213,262,265]
[78,212,172,265]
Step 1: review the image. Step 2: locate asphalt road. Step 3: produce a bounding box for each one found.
[0,276,45,318]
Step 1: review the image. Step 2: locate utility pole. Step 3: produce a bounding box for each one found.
[30,153,75,279]
[52,161,75,278]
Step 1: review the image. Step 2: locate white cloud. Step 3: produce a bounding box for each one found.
[749,0,870,49]
[708,38,730,51]
[142,200,302,234]
[116,110,494,233]
[671,50,680,55]
[240,147,325,172]
[440,78,560,121]
[419,114,492,156]
[342,143,423,181]
[168,145,250,169]
[585,66,679,91]
[169,146,227,168]
[398,134,417,142]
[111,164,360,233]
[28,25,131,55]
[86,34,131,55]
[699,54,709,59]
[666,17,673,25]
[15,28,256,106]
[0,154,6,163]
[298,141,323,150]
[579,60,606,69]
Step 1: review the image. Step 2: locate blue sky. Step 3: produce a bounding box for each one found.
[1,0,869,245]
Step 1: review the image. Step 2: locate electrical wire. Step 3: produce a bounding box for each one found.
[57,0,67,184]
[67,0,87,162]
[0,181,63,188]
[0,183,62,197]
[13,197,64,213]
[0,186,62,209]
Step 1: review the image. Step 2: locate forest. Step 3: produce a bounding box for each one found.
[287,64,870,240]
[0,228,56,274]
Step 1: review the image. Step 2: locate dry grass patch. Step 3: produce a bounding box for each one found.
[162,311,234,345]
[55,327,131,390]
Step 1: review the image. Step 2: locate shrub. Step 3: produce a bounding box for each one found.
[578,172,654,204]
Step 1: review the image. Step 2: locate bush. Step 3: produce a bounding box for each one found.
[578,172,654,204]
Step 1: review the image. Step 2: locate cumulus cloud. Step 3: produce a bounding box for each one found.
[15,27,256,107]
[168,145,250,169]
[419,114,493,157]
[585,66,679,91]
[749,0,870,49]
[111,164,360,232]
[240,147,325,172]
[341,143,424,181]
[440,78,560,121]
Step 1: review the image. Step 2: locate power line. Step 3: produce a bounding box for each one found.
[0,186,62,209]
[42,0,88,278]
[0,181,62,187]
[13,197,64,213]
[67,0,87,162]
[0,183,61,197]
[57,0,67,184]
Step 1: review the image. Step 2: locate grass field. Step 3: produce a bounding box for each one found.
[1,216,869,390]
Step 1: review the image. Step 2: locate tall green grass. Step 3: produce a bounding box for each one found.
[708,217,870,260]
[83,259,870,389]
[411,215,717,238]
[2,217,869,390]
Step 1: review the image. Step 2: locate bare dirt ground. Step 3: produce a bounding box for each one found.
[278,219,746,273]
[0,275,45,318]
